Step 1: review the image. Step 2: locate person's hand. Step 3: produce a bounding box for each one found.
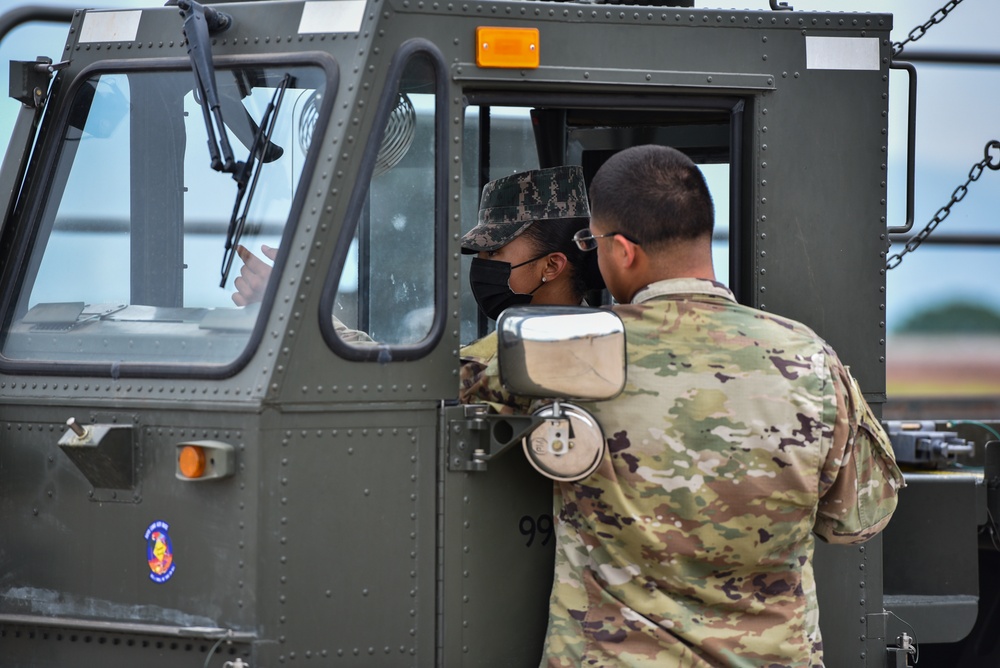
[231,244,277,306]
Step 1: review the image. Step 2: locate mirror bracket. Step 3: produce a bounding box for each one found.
[9,57,53,109]
[444,403,546,472]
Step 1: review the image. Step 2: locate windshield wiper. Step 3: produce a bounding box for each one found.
[175,0,237,173]
[220,74,291,288]
[174,0,290,288]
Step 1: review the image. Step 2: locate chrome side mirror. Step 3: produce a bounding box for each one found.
[496,306,626,482]
[496,306,626,401]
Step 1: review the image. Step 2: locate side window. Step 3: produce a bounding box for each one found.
[330,52,439,347]
[701,163,731,288]
[460,106,540,345]
[459,103,734,346]
[566,121,732,294]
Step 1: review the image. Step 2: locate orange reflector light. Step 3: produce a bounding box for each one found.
[179,445,207,479]
[476,27,539,69]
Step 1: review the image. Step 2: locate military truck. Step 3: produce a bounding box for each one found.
[0,0,997,666]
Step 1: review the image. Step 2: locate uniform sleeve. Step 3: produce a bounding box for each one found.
[332,316,375,344]
[814,357,905,544]
[459,353,532,415]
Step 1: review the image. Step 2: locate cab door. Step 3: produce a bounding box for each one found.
[439,95,742,666]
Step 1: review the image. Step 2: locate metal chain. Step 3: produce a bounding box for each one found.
[892,0,965,57]
[886,140,1000,270]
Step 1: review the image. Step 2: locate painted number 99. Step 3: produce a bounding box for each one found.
[519,514,553,547]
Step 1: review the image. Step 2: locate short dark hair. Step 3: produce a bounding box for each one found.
[589,145,714,247]
[521,216,604,301]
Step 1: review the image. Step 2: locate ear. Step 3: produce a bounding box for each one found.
[541,252,568,281]
[613,235,641,268]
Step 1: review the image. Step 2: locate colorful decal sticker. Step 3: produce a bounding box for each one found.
[145,520,176,583]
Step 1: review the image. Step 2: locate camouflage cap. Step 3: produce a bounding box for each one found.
[461,165,590,254]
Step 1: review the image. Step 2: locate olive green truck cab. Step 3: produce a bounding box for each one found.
[0,1,988,666]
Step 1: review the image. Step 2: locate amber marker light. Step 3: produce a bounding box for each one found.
[476,27,539,69]
[178,444,207,479]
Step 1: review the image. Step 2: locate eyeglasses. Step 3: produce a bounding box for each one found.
[572,228,642,252]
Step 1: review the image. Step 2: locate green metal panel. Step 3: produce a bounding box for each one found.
[748,29,891,397]
[253,408,439,664]
[440,404,554,667]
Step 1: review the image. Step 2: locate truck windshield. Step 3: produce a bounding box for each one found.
[0,63,326,371]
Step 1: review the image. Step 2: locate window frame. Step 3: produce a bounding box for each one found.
[460,91,750,316]
[0,52,340,378]
[319,38,449,362]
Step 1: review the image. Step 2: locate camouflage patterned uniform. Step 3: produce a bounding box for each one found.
[460,165,590,255]
[541,277,904,668]
[460,331,532,414]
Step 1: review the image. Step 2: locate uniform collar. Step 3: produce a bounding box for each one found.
[631,277,737,304]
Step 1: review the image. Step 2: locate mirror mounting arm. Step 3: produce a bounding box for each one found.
[445,404,546,472]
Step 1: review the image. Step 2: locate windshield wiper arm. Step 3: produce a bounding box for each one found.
[220,74,291,288]
[175,0,237,174]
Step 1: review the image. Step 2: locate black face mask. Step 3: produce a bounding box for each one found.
[469,256,546,321]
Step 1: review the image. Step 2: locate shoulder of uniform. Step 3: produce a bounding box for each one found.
[460,330,499,362]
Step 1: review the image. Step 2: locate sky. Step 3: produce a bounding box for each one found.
[1,0,997,332]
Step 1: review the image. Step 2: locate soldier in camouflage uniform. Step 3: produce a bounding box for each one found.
[540,145,904,667]
[460,165,599,413]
